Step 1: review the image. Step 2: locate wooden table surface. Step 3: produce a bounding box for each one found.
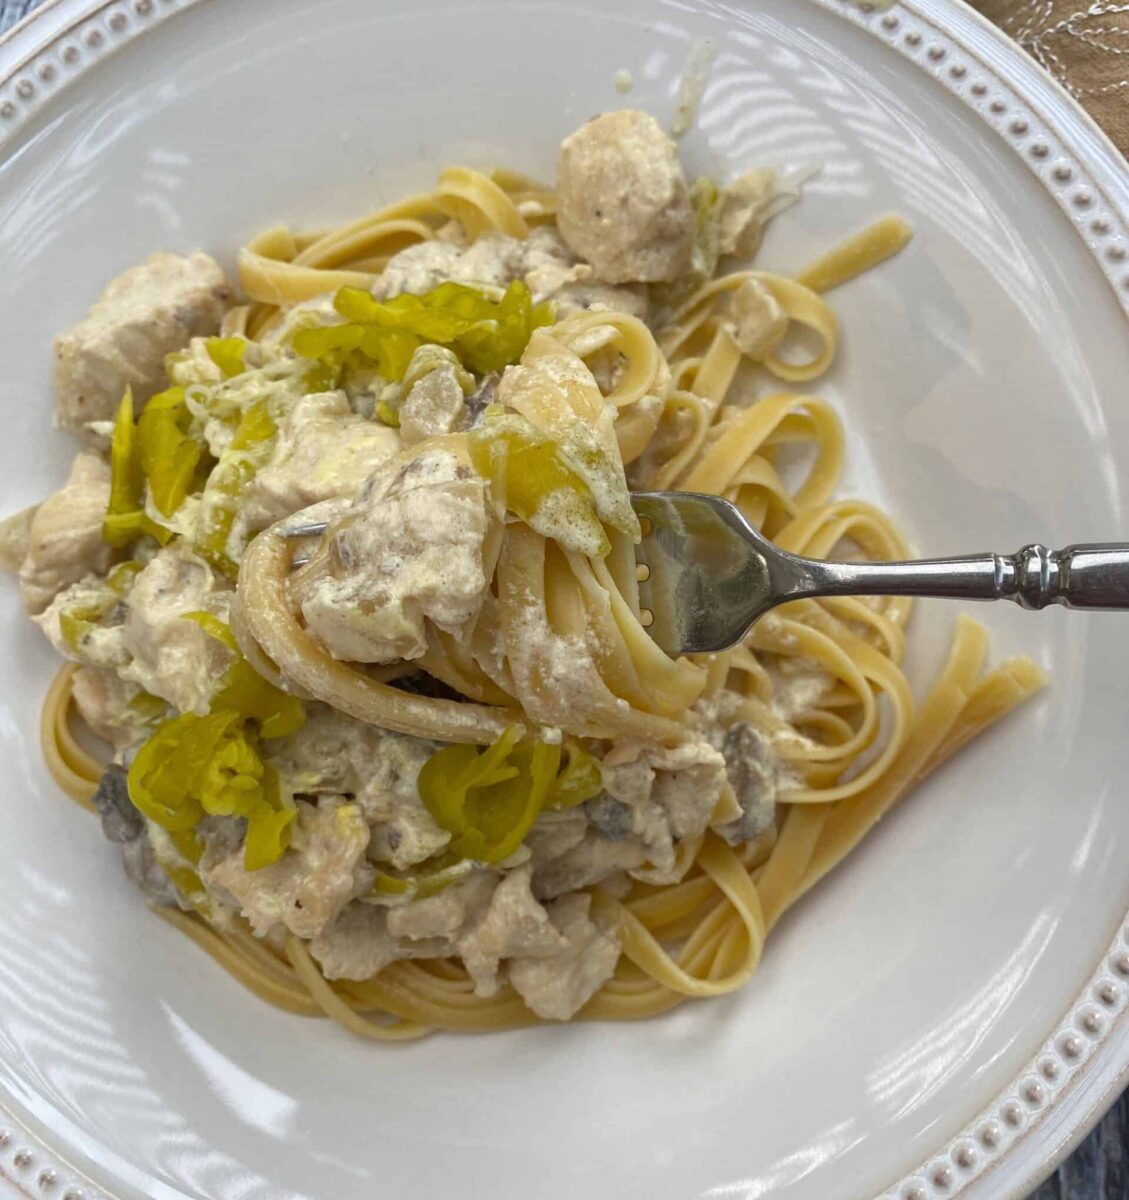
[0,0,1125,1196]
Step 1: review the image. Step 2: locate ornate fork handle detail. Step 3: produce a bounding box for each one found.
[788,544,1129,611]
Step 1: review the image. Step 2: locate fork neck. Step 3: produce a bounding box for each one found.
[784,548,1041,607]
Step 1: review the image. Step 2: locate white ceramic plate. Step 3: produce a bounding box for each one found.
[1,2,1128,1198]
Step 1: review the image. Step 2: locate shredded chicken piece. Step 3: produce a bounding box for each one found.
[120,544,233,714]
[386,873,495,941]
[204,799,373,939]
[374,225,590,308]
[399,364,467,446]
[606,740,725,853]
[363,777,451,870]
[33,574,125,667]
[523,809,589,866]
[374,239,507,299]
[556,110,694,284]
[552,280,650,322]
[532,830,648,901]
[18,453,112,615]
[508,893,621,1020]
[727,278,787,359]
[310,902,446,981]
[54,252,232,437]
[532,738,727,898]
[456,866,567,994]
[649,740,729,839]
[296,449,490,663]
[70,665,153,750]
[265,707,449,870]
[239,392,400,531]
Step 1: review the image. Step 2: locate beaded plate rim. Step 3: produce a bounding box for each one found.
[0,1,1126,1199]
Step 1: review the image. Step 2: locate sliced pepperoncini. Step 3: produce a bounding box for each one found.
[127,613,304,871]
[103,390,174,548]
[194,401,278,575]
[184,610,305,738]
[418,727,598,864]
[468,415,611,558]
[205,337,248,378]
[245,788,296,871]
[291,280,552,383]
[544,743,602,810]
[371,854,478,900]
[137,387,203,518]
[127,710,240,831]
[102,389,187,546]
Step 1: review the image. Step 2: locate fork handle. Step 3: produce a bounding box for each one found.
[792,544,1129,610]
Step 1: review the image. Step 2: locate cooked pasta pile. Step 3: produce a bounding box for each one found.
[19,110,1043,1038]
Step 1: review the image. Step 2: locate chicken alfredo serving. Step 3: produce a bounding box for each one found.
[4,110,1043,1036]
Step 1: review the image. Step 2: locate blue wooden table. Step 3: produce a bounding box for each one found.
[0,0,1125,1195]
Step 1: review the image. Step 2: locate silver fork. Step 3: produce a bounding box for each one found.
[631,492,1129,655]
[276,497,1129,658]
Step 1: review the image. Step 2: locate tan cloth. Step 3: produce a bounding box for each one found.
[970,1,1129,156]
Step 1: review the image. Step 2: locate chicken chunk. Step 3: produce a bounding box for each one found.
[377,868,575,998]
[649,740,729,840]
[362,771,451,870]
[265,706,449,869]
[523,808,589,866]
[311,719,443,868]
[399,364,468,446]
[54,252,232,436]
[584,793,636,841]
[310,902,404,980]
[508,893,620,1020]
[203,799,373,939]
[120,544,233,714]
[310,902,446,981]
[532,830,647,901]
[456,866,567,994]
[18,452,112,614]
[296,449,490,663]
[604,739,727,843]
[518,226,592,301]
[727,278,787,359]
[264,703,382,795]
[374,225,588,306]
[556,110,694,284]
[386,872,495,941]
[238,392,400,530]
[70,665,156,750]
[533,738,727,898]
[552,280,650,322]
[33,574,127,667]
[374,239,500,299]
